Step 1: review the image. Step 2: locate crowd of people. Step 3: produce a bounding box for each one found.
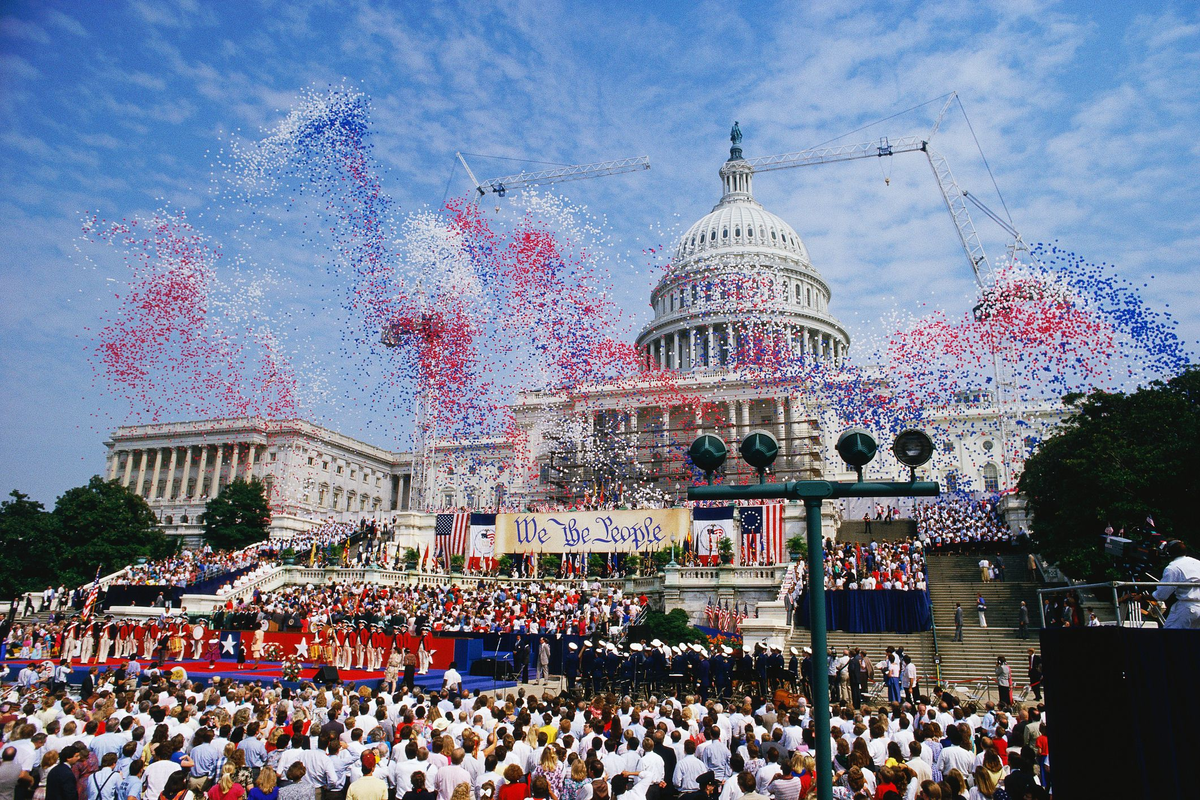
[913,499,1013,554]
[108,551,260,590]
[782,541,927,595]
[219,580,646,642]
[0,644,1054,800]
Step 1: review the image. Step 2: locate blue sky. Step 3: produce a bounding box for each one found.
[1,0,1197,504]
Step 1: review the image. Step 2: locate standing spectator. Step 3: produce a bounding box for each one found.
[0,747,27,800]
[995,658,1012,706]
[248,769,278,800]
[953,604,963,642]
[1017,602,1030,639]
[46,748,82,800]
[976,595,987,628]
[536,639,551,685]
[1027,649,1043,701]
[346,753,386,800]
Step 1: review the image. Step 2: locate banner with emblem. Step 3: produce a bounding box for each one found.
[467,513,498,571]
[692,506,734,565]
[495,508,690,554]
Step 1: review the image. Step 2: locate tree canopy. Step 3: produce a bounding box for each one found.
[201,477,271,551]
[0,478,174,598]
[1019,368,1200,580]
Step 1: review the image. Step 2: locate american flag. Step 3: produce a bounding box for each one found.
[741,504,785,564]
[435,512,470,568]
[81,566,102,621]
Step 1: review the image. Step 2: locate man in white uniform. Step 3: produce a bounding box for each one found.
[1153,540,1200,629]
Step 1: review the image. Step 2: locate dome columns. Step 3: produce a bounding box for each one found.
[640,321,847,370]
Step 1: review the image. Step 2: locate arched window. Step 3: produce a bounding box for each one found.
[180,515,189,524]
[982,463,1000,493]
[165,515,174,525]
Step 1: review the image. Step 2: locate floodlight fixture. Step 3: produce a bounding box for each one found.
[740,430,779,483]
[893,428,934,469]
[836,428,877,482]
[688,435,728,484]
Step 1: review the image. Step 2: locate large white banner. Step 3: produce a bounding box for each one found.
[495,508,689,554]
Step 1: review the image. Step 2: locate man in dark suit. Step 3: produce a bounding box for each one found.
[847,649,864,709]
[45,746,82,800]
[652,729,677,796]
[1027,648,1043,701]
[80,668,97,700]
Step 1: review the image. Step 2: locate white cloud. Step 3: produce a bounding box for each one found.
[0,17,50,43]
[44,10,88,37]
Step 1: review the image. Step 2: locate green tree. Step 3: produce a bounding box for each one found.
[52,477,174,588]
[1019,368,1200,580]
[201,478,271,551]
[0,490,62,597]
[637,609,708,645]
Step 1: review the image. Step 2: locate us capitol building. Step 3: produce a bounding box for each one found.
[103,132,1062,542]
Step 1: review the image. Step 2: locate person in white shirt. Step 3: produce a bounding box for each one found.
[1153,541,1200,629]
[936,726,976,782]
[87,754,121,800]
[673,741,706,792]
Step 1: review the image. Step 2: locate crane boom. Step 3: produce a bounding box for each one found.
[744,135,992,285]
[469,155,650,198]
[743,136,927,171]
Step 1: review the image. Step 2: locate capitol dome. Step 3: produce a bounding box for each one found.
[636,130,850,371]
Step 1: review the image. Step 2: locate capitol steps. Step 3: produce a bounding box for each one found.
[835,520,916,543]
[925,553,1043,628]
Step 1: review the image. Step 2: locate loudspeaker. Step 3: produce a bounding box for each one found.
[469,658,513,679]
[312,665,341,685]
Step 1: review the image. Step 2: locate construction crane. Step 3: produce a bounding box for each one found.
[743,93,1026,287]
[456,153,650,201]
[741,95,1028,490]
[388,153,652,512]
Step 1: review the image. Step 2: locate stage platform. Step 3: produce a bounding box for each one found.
[3,658,515,694]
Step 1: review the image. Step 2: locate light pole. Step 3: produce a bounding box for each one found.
[687,427,939,800]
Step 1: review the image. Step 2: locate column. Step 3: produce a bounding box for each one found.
[193,445,209,500]
[674,331,683,371]
[247,444,259,479]
[164,447,178,500]
[107,451,120,481]
[213,443,226,493]
[694,406,704,437]
[658,337,666,369]
[785,325,794,355]
[134,450,149,495]
[726,400,738,444]
[707,326,715,368]
[688,327,697,370]
[229,443,240,482]
[121,449,135,488]
[786,397,800,467]
[181,446,194,500]
[774,400,786,456]
[149,448,164,500]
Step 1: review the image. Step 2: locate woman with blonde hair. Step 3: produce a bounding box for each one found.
[532,747,563,798]
[207,764,246,800]
[249,768,278,800]
[968,752,1006,800]
[559,759,588,800]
